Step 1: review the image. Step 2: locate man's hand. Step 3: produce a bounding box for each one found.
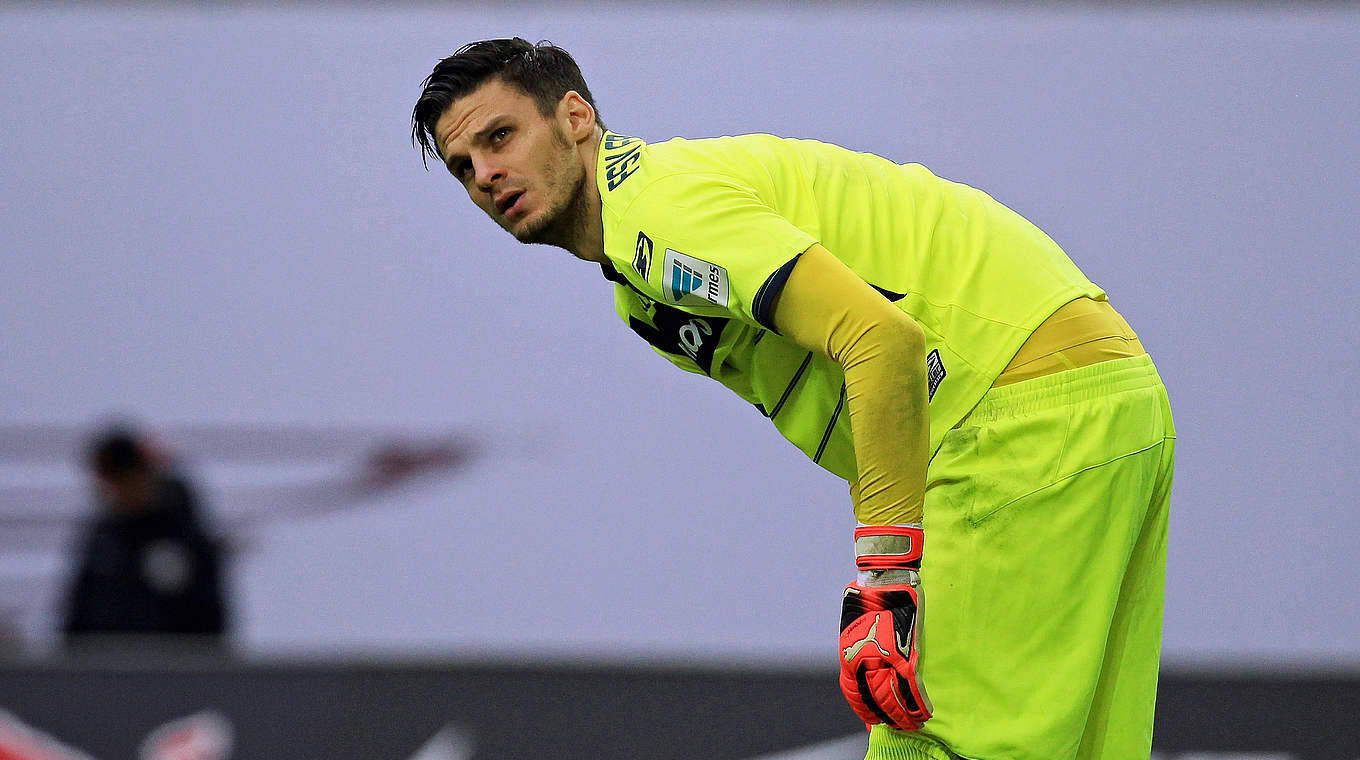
[838,525,932,731]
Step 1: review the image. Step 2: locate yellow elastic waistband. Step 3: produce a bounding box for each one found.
[994,297,1146,388]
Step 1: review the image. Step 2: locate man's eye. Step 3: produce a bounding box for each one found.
[491,128,510,143]
[455,161,472,179]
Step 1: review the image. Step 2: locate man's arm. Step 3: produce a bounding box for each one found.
[769,243,929,525]
[772,244,935,730]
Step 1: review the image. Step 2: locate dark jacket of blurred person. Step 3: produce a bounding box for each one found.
[61,429,228,641]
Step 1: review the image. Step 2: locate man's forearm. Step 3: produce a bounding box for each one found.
[771,244,929,524]
[840,317,928,525]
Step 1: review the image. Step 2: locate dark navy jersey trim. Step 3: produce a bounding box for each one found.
[600,261,627,284]
[602,260,656,305]
[752,254,803,332]
[871,283,907,302]
[814,383,848,463]
[767,351,813,419]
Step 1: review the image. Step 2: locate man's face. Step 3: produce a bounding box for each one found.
[98,469,155,515]
[434,77,587,245]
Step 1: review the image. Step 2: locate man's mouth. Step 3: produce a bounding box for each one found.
[496,191,525,217]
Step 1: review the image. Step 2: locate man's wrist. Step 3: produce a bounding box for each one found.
[854,524,923,567]
[854,523,923,588]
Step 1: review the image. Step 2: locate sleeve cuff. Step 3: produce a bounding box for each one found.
[752,253,804,332]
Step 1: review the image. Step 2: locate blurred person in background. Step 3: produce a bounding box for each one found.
[61,426,228,648]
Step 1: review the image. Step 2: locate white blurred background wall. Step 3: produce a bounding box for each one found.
[1,2,1356,668]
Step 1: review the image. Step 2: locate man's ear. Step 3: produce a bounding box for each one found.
[560,91,597,142]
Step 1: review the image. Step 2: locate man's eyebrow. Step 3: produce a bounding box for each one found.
[441,117,511,172]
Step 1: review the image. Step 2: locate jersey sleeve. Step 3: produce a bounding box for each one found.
[614,171,818,329]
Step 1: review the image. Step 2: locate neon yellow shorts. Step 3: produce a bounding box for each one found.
[868,353,1176,760]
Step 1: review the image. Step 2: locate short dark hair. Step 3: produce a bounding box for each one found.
[89,427,149,479]
[411,37,605,167]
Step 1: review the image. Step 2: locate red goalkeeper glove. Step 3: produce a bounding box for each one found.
[838,524,933,731]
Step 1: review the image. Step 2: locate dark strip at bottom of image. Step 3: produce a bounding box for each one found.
[0,659,1355,760]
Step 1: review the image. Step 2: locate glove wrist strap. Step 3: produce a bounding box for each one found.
[854,524,923,571]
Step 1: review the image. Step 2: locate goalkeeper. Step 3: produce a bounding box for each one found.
[411,38,1175,760]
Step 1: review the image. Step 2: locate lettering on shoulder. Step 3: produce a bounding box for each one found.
[602,133,643,190]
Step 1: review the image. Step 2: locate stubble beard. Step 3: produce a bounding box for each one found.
[507,128,589,251]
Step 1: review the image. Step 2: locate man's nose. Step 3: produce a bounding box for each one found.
[473,158,505,191]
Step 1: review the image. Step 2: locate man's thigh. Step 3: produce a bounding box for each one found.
[873,359,1172,760]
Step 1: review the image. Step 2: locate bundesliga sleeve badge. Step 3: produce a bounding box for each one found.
[663,249,729,307]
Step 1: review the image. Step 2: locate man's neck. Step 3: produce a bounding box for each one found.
[566,127,606,263]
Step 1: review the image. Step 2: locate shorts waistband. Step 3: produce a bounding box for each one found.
[963,354,1164,425]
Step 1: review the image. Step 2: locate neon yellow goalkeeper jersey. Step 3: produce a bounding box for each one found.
[596,132,1105,481]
